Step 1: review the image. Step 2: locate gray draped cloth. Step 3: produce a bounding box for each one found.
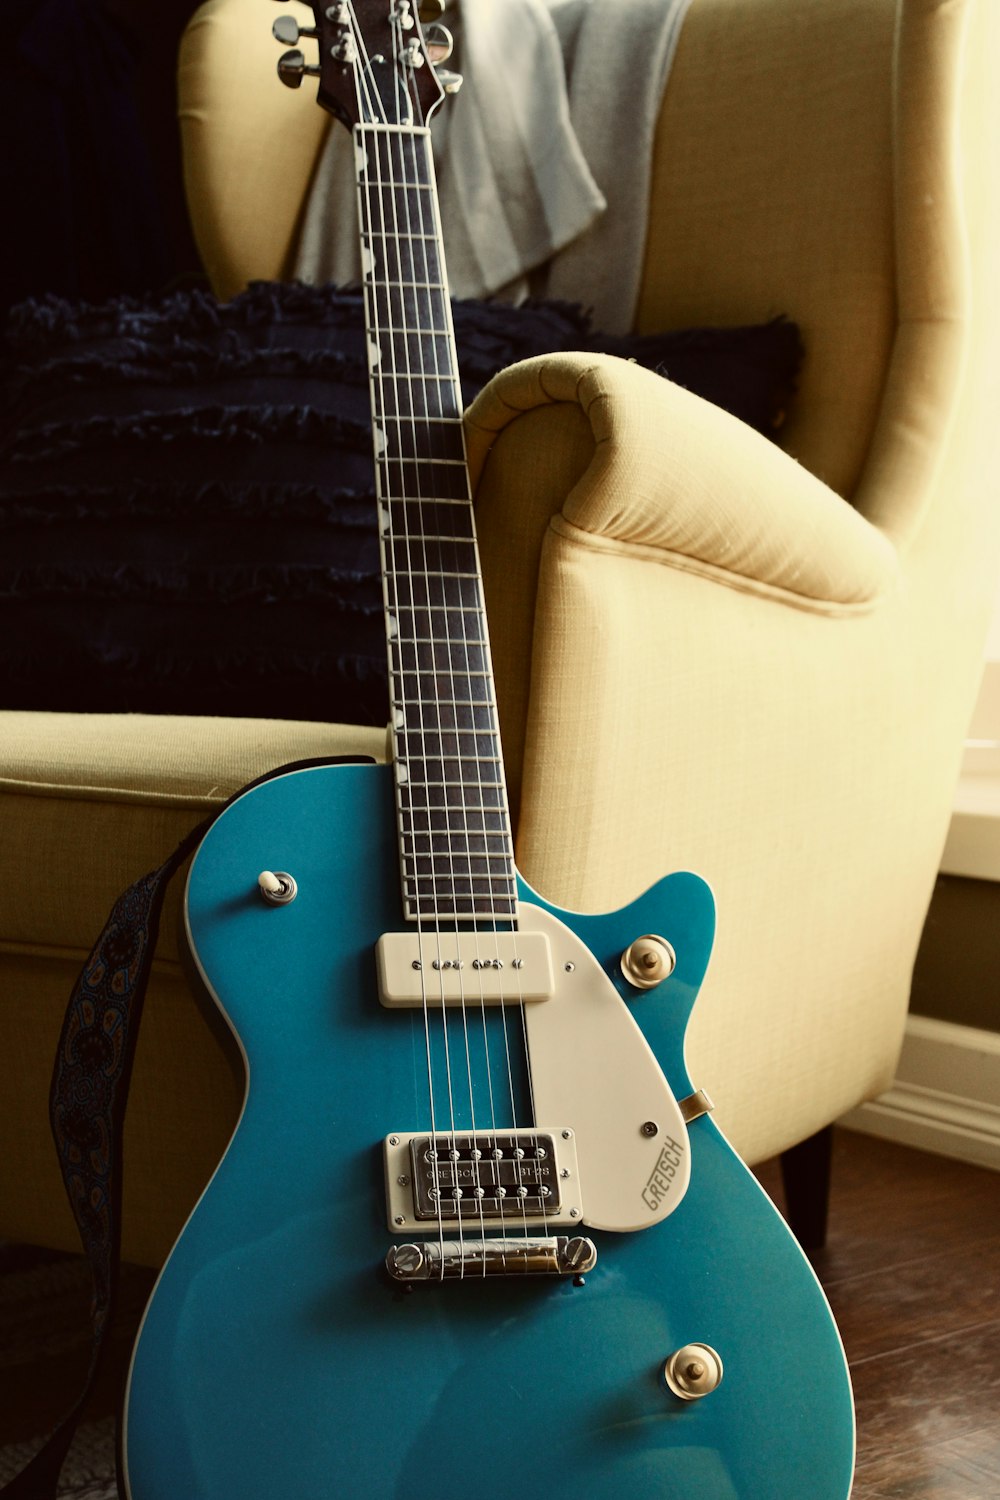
[293,0,691,334]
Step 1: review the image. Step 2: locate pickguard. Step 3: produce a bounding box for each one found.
[519,903,690,1232]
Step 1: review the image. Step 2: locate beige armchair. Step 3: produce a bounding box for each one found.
[2,0,998,1269]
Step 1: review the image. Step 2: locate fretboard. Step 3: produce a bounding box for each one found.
[355,123,517,925]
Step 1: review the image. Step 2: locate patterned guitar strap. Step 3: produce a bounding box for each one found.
[1,755,372,1500]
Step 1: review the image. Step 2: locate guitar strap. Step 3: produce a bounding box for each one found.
[1,754,376,1500]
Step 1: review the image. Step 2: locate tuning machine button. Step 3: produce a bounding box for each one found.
[418,0,446,18]
[272,14,316,44]
[423,21,453,64]
[434,67,463,94]
[277,48,320,87]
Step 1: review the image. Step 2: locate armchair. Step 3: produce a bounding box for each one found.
[2,0,998,1268]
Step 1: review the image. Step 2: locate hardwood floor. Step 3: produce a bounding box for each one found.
[755,1128,1000,1498]
[2,1129,997,1496]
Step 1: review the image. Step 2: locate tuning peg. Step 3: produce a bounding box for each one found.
[277,48,321,88]
[423,22,453,64]
[435,67,463,94]
[272,14,317,44]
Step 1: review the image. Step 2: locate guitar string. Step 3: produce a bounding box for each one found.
[350,4,448,1261]
[395,126,491,1266]
[381,12,467,1269]
[389,102,494,1262]
[357,5,549,1270]
[402,31,553,1260]
[401,51,543,1259]
[401,51,534,1256]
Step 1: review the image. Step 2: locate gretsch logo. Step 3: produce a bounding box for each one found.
[642,1135,686,1211]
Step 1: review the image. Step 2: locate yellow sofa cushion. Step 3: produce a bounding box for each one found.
[0,711,385,1263]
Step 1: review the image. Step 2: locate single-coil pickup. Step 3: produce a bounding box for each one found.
[376,930,553,1006]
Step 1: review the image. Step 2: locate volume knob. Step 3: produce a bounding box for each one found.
[663,1343,724,1401]
[620,934,676,989]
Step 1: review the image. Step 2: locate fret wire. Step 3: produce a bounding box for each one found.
[404,828,512,841]
[398,755,500,771]
[399,777,506,790]
[403,851,514,864]
[397,697,498,707]
[389,570,481,580]
[393,703,497,721]
[381,457,468,467]
[388,617,488,630]
[394,680,494,691]
[370,331,455,345]
[363,230,439,241]
[404,856,512,867]
[392,639,491,650]
[410,907,518,918]
[405,888,516,902]
[404,838,512,848]
[366,279,449,291]
[398,753,503,765]
[386,537,477,547]
[401,803,510,814]
[405,884,515,894]
[398,828,509,840]
[402,826,510,836]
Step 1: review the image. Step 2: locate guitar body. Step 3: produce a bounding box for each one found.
[122,762,854,1500]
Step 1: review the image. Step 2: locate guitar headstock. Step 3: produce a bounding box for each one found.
[272,0,459,132]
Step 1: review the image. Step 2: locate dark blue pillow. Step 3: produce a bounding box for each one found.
[0,283,802,723]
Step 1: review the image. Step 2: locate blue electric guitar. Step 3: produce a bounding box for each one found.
[122,4,855,1495]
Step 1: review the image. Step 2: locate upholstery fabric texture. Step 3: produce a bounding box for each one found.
[0,713,385,1266]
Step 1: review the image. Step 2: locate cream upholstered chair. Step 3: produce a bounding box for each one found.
[1,0,998,1268]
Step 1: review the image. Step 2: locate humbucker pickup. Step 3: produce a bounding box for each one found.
[376,930,554,1007]
[384,1128,583,1231]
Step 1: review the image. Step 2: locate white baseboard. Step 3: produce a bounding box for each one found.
[839,1014,1000,1172]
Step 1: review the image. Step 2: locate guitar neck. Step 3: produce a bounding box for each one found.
[355,123,517,925]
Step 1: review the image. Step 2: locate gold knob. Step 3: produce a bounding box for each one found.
[663,1343,724,1401]
[621,935,676,989]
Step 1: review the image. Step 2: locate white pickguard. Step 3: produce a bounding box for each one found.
[519,903,690,1234]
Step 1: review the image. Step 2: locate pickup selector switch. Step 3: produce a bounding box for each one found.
[257,871,298,905]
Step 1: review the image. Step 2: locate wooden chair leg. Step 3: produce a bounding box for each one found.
[779,1124,833,1251]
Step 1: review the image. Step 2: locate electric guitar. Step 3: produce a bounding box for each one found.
[122,4,855,1495]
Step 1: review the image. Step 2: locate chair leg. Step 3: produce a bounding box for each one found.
[779,1124,833,1251]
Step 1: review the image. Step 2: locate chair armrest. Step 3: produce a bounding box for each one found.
[466,352,898,613]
